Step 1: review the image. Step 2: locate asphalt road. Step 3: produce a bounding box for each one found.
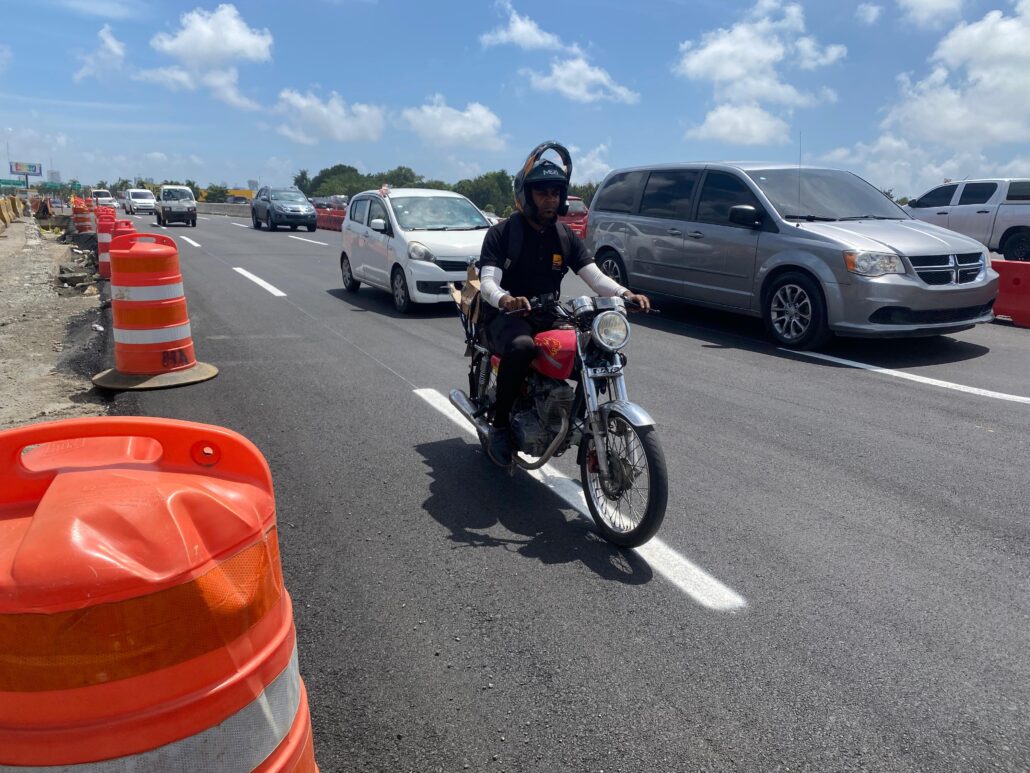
[111,213,1029,772]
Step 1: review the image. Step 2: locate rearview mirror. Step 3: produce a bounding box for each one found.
[369,218,388,233]
[729,204,763,228]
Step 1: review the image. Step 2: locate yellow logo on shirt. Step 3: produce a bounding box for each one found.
[552,253,563,269]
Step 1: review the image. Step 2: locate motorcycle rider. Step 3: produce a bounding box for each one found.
[479,141,651,467]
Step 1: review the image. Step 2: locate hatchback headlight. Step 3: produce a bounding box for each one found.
[843,250,905,277]
[591,311,630,351]
[408,241,436,262]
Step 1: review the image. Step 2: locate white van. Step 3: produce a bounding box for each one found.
[339,188,490,312]
[156,185,197,227]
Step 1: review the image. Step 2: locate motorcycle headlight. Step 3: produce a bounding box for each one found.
[407,241,436,262]
[591,311,630,351]
[843,250,905,277]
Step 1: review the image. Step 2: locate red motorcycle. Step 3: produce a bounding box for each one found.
[450,295,668,548]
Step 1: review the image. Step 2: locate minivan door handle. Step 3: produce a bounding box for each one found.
[936,211,948,215]
[666,228,682,236]
[977,210,990,214]
[686,231,705,239]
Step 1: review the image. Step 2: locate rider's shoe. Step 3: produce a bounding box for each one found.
[485,426,513,467]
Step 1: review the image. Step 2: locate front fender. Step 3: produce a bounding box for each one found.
[600,400,655,428]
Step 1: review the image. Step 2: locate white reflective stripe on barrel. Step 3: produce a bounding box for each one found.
[99,256,110,265]
[113,323,192,345]
[98,233,112,243]
[110,283,184,301]
[0,647,302,773]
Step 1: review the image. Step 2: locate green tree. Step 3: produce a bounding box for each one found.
[184,179,201,199]
[94,180,110,191]
[897,196,910,206]
[293,169,311,195]
[880,188,896,201]
[112,178,132,194]
[570,182,599,206]
[205,184,229,203]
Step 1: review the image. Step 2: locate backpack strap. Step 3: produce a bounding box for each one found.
[504,212,524,270]
[556,222,572,263]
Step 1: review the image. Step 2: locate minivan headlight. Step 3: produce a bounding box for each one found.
[591,311,630,351]
[408,242,436,262]
[843,250,905,277]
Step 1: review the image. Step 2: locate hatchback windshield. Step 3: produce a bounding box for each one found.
[131,191,155,200]
[93,190,111,198]
[746,168,908,221]
[390,196,489,230]
[270,190,307,202]
[163,188,194,201]
[566,199,588,215]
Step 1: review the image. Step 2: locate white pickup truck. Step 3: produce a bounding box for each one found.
[905,178,1030,261]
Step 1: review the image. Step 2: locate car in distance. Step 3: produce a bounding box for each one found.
[156,185,197,227]
[339,188,490,312]
[90,189,116,209]
[904,178,1030,262]
[558,194,588,238]
[252,187,317,231]
[586,163,998,349]
[124,188,157,215]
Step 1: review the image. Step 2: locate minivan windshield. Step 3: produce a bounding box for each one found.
[162,188,195,201]
[390,196,489,230]
[746,168,908,222]
[270,190,307,202]
[131,191,155,200]
[93,190,111,198]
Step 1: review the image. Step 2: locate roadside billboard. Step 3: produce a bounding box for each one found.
[10,162,43,176]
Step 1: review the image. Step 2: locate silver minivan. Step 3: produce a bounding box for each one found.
[587,163,999,349]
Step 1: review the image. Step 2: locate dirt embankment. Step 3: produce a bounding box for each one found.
[0,217,112,430]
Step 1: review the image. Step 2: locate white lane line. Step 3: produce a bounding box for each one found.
[198,216,210,221]
[786,350,1030,405]
[287,235,329,246]
[233,267,286,297]
[232,222,250,228]
[180,236,201,248]
[414,387,748,612]
[159,225,168,230]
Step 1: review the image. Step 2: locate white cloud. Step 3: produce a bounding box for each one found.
[675,0,843,144]
[145,152,168,162]
[151,4,272,67]
[54,0,138,19]
[856,3,883,24]
[898,0,963,28]
[687,103,791,145]
[569,143,612,184]
[400,94,504,150]
[189,154,204,166]
[0,45,11,75]
[73,24,125,82]
[883,2,1030,149]
[480,1,563,50]
[523,57,639,104]
[275,89,385,144]
[200,68,259,110]
[133,66,194,91]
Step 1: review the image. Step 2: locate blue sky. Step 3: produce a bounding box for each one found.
[1,0,1028,197]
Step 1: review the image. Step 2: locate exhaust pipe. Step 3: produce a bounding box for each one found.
[449,389,491,436]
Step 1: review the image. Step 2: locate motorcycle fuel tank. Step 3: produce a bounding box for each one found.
[531,329,577,380]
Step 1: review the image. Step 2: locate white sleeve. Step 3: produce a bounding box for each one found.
[578,263,628,298]
[480,265,507,308]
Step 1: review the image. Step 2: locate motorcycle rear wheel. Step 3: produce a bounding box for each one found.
[580,416,668,548]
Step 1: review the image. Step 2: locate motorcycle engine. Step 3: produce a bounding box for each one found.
[510,376,574,457]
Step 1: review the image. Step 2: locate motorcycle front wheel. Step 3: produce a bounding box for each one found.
[580,415,668,548]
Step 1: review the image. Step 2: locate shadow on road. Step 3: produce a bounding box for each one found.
[414,437,654,586]
[631,295,991,367]
[326,288,458,320]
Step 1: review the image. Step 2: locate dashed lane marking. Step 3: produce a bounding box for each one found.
[180,236,201,248]
[287,235,329,246]
[232,267,286,297]
[414,387,748,612]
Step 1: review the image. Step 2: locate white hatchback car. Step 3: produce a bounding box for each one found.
[339,188,490,312]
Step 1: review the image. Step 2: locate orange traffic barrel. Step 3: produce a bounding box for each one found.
[0,417,319,771]
[97,213,116,278]
[992,258,1030,327]
[93,232,217,390]
[72,205,95,234]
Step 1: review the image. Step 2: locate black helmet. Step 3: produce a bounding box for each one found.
[513,141,573,220]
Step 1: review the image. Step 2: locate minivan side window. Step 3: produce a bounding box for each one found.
[594,171,646,213]
[349,198,370,224]
[696,172,761,227]
[639,170,699,220]
[1006,181,1030,201]
[368,199,388,228]
[958,182,997,205]
[911,184,957,208]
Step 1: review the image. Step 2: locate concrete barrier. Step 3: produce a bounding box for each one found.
[196,203,252,217]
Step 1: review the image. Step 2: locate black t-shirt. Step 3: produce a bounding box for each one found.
[479,214,594,299]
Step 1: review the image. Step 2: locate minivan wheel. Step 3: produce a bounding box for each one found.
[1003,232,1030,262]
[266,211,276,231]
[391,268,412,313]
[341,254,360,292]
[598,251,628,287]
[764,272,831,350]
[252,211,261,229]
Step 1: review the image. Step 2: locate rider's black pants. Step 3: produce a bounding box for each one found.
[487,311,555,429]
